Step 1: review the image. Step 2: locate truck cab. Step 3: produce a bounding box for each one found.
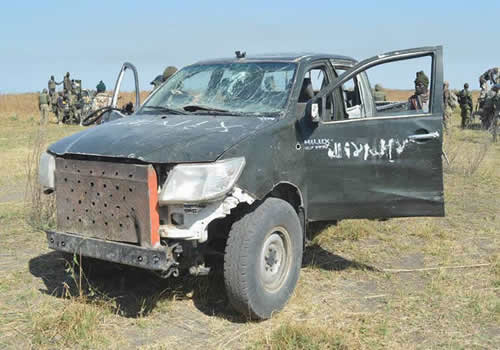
[40,46,445,319]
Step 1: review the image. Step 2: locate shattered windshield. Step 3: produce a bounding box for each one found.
[143,62,297,115]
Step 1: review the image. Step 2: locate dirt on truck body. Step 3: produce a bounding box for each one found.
[40,46,445,319]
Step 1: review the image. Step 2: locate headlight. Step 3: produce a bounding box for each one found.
[39,152,56,192]
[159,157,245,204]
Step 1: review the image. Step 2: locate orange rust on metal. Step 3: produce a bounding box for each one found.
[147,167,160,247]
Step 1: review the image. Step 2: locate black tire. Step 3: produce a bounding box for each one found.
[224,197,303,320]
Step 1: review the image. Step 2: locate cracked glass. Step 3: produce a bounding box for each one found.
[143,62,297,116]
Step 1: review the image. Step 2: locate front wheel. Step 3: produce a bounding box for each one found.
[224,198,303,320]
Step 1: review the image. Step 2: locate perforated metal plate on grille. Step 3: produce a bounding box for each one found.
[55,158,157,246]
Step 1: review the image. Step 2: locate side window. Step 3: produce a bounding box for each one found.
[367,56,432,115]
[307,69,328,92]
[364,56,433,116]
[297,65,335,121]
[334,67,363,119]
[331,56,433,120]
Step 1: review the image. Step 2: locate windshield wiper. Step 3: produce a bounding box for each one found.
[142,105,187,115]
[182,104,242,115]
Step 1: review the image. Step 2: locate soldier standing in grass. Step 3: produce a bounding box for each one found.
[39,89,50,125]
[443,81,454,132]
[56,92,66,125]
[48,75,62,112]
[408,71,429,112]
[63,72,71,94]
[457,83,473,129]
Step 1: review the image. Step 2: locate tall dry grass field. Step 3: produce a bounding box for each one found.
[0,92,498,349]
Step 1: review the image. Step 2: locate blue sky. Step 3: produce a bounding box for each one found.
[0,1,497,93]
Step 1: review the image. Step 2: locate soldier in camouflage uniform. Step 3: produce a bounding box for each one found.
[69,92,80,124]
[457,83,473,129]
[56,92,70,125]
[408,71,430,112]
[373,84,386,102]
[63,72,72,94]
[38,89,50,126]
[492,84,500,142]
[92,91,112,111]
[443,81,454,132]
[48,75,62,112]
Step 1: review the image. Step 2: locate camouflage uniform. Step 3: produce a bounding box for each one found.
[457,83,473,128]
[39,89,50,125]
[69,92,79,124]
[63,72,71,94]
[48,75,62,112]
[56,93,70,125]
[443,82,453,131]
[373,84,386,102]
[492,85,500,142]
[92,92,112,111]
[408,71,430,112]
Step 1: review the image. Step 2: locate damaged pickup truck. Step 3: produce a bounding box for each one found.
[40,46,445,319]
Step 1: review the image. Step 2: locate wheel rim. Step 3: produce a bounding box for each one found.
[259,226,292,293]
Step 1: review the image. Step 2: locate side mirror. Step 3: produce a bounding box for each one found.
[306,98,322,123]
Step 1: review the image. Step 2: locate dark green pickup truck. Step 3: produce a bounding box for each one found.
[39,46,445,319]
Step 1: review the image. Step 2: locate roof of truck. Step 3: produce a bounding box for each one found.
[194,53,357,65]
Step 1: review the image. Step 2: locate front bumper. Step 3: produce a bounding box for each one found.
[46,231,174,271]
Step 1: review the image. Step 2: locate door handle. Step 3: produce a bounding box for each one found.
[408,131,440,142]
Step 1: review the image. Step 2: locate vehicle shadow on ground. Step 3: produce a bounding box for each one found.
[29,251,245,321]
[29,245,375,322]
[302,244,378,271]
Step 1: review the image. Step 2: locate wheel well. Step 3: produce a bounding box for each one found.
[267,182,303,213]
[267,183,306,244]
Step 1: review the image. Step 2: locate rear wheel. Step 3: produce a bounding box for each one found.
[224,198,303,319]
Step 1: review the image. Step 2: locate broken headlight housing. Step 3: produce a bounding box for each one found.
[38,152,56,193]
[159,157,245,204]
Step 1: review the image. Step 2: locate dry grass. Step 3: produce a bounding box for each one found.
[24,126,56,231]
[0,93,498,349]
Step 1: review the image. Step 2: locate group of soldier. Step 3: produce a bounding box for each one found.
[373,68,499,137]
[38,73,110,126]
[40,64,497,139]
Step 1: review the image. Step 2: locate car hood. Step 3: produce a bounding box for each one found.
[48,113,279,163]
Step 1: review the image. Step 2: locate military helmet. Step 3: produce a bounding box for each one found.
[374,84,382,91]
[66,72,70,77]
[414,71,429,88]
[42,88,47,93]
[464,83,469,89]
[163,66,178,81]
[51,75,54,80]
